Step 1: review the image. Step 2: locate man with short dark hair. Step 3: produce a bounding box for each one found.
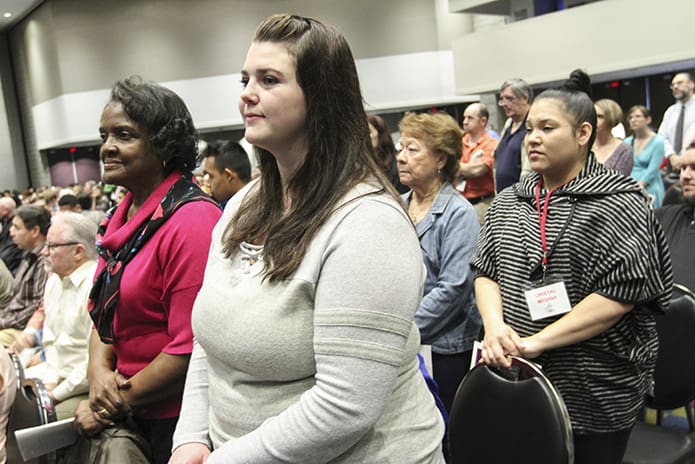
[58,194,81,212]
[656,140,695,292]
[494,78,533,193]
[0,205,50,346]
[458,103,496,224]
[203,140,252,207]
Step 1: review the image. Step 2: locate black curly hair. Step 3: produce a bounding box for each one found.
[108,76,198,175]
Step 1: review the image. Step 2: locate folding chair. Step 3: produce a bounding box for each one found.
[448,356,573,464]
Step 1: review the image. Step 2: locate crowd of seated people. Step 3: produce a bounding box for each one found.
[0,142,248,462]
[0,16,690,464]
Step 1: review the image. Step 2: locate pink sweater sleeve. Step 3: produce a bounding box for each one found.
[159,201,221,355]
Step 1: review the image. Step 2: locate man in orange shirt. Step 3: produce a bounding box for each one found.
[457,103,496,224]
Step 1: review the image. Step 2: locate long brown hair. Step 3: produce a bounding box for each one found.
[224,14,398,282]
[368,114,398,174]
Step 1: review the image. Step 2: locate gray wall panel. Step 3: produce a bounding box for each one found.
[14,0,441,105]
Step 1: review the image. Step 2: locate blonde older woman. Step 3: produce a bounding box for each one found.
[398,111,482,417]
[593,99,633,175]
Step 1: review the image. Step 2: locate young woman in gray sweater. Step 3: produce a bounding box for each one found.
[169,14,445,464]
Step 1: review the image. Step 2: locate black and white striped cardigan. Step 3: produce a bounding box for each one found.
[472,153,673,433]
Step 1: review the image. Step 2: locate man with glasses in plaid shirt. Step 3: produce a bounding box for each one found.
[0,205,50,347]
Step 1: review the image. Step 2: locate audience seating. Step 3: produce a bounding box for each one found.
[5,352,57,464]
[623,284,695,464]
[448,356,573,464]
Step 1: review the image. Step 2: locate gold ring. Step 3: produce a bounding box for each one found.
[97,407,108,416]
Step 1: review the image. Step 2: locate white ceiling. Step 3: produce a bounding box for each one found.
[0,0,42,32]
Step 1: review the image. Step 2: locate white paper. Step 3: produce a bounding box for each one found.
[15,417,78,461]
[470,340,484,371]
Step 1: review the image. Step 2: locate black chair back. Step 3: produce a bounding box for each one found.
[449,356,573,464]
[647,285,695,410]
[622,285,695,464]
[6,353,57,464]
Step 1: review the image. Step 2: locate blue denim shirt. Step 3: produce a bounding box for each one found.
[403,182,482,355]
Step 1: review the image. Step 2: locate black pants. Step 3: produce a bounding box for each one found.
[133,416,179,464]
[573,427,633,464]
[432,351,473,462]
[432,350,473,416]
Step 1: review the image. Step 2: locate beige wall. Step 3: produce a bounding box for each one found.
[12,0,444,105]
[452,0,694,94]
[0,34,30,191]
[8,0,485,186]
[14,3,61,108]
[8,0,463,187]
[8,0,691,188]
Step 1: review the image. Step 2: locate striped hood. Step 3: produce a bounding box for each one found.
[513,152,645,199]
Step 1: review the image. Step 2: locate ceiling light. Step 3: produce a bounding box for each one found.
[2,12,11,18]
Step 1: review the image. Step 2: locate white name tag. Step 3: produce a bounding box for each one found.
[525,280,572,321]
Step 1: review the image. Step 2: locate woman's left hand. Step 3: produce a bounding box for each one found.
[89,369,131,420]
[74,400,109,437]
[518,335,545,359]
[169,443,211,464]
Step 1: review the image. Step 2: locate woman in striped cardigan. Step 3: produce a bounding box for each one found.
[471,70,672,464]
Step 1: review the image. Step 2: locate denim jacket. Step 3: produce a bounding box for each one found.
[403,182,482,355]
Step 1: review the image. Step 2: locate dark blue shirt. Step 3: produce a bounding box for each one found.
[494,117,527,193]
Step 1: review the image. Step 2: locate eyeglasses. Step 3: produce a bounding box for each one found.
[45,242,79,250]
[498,95,518,106]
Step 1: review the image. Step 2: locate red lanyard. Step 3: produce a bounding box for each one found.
[535,178,554,273]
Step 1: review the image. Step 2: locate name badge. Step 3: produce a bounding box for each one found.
[524,280,572,321]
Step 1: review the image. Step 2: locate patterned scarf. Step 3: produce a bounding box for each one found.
[89,175,215,343]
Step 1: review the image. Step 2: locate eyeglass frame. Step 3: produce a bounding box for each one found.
[44,241,80,250]
[497,95,519,106]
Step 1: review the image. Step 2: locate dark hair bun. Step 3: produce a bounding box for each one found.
[561,69,591,97]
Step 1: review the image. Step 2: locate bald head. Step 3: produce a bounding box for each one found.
[0,197,16,219]
[462,103,489,137]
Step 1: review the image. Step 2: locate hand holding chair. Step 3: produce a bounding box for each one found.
[448,355,573,464]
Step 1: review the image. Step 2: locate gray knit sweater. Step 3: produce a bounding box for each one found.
[172,180,445,463]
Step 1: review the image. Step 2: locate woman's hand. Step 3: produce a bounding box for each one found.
[481,322,523,368]
[518,334,545,359]
[74,400,109,437]
[169,443,211,464]
[88,368,131,420]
